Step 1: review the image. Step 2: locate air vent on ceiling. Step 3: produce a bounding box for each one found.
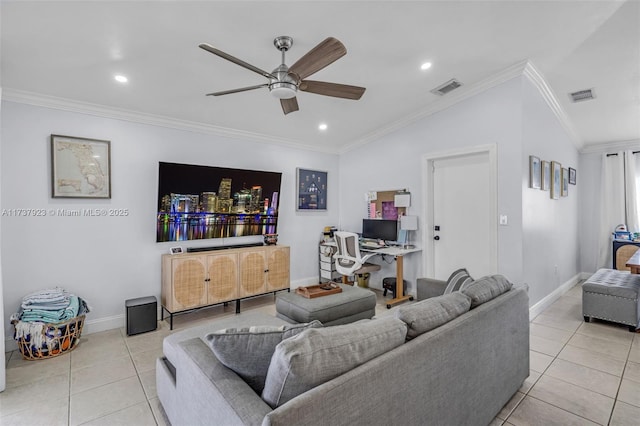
[569,88,595,103]
[431,78,463,96]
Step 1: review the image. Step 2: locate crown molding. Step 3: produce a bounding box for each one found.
[579,139,640,155]
[521,62,583,150]
[340,60,530,154]
[340,60,583,154]
[1,89,338,155]
[3,60,582,156]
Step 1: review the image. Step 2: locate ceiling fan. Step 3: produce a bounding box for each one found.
[199,36,366,115]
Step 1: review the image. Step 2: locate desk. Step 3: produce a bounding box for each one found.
[625,248,640,274]
[360,246,422,309]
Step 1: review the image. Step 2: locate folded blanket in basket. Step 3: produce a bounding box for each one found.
[21,287,70,310]
[20,295,80,323]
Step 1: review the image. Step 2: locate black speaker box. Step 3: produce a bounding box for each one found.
[125,296,157,336]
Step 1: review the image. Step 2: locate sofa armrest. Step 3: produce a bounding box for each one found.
[416,278,448,300]
[175,338,272,426]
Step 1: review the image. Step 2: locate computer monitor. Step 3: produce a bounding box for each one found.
[362,219,398,242]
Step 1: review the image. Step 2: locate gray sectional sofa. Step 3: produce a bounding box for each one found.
[156,276,530,426]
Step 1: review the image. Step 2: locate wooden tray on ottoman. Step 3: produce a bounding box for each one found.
[296,283,343,298]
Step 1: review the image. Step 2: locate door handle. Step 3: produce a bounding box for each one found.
[434,236,440,241]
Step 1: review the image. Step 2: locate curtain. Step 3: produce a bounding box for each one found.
[598,152,625,268]
[598,151,640,269]
[625,150,639,233]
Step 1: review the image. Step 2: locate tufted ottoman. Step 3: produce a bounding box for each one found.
[276,283,377,326]
[582,268,640,331]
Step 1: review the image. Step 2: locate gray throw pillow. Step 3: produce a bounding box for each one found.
[462,274,513,308]
[395,292,471,339]
[204,320,322,394]
[444,268,474,293]
[261,317,407,408]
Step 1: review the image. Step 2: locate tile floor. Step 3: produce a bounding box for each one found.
[2,284,640,425]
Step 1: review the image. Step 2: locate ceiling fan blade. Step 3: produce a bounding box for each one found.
[280,97,299,115]
[299,80,366,100]
[199,43,276,80]
[206,84,268,96]
[288,37,347,80]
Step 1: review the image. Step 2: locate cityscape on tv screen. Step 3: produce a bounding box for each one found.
[156,162,282,242]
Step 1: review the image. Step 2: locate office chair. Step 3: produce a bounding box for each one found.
[333,231,381,285]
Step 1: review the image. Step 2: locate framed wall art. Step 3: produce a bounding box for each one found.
[561,168,569,197]
[569,167,577,185]
[541,160,551,191]
[51,134,111,198]
[550,161,561,200]
[296,168,327,211]
[529,155,541,189]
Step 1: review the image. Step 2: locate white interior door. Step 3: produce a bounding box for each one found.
[432,151,494,280]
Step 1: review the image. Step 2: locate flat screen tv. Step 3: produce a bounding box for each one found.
[156,162,282,242]
[362,219,398,242]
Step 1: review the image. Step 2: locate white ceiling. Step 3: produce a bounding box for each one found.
[2,1,639,153]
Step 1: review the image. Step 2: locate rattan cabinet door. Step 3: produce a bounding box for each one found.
[206,252,239,304]
[239,250,267,297]
[266,246,290,291]
[170,257,207,310]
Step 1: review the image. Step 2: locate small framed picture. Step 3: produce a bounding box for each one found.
[529,156,541,189]
[561,168,569,197]
[569,167,576,185]
[550,161,562,200]
[541,161,551,191]
[169,246,183,255]
[51,134,111,198]
[296,168,328,211]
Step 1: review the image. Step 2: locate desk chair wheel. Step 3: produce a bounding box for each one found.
[386,304,391,309]
[409,296,414,301]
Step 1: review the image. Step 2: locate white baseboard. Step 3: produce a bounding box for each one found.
[83,314,125,335]
[528,272,583,320]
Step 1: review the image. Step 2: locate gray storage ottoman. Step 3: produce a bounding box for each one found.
[582,268,640,331]
[276,284,377,326]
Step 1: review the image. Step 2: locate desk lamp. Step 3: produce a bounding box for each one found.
[400,215,418,249]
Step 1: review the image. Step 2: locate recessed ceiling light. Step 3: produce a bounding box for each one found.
[114,75,128,83]
[420,62,432,71]
[318,123,328,131]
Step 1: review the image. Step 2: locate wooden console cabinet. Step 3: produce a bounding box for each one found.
[161,245,290,328]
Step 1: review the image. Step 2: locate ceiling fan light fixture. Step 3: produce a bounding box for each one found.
[270,82,297,99]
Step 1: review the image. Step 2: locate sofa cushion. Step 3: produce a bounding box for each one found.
[204,320,322,394]
[462,275,513,308]
[261,316,407,408]
[394,292,471,339]
[444,268,474,293]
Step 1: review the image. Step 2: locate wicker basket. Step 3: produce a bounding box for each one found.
[12,315,85,360]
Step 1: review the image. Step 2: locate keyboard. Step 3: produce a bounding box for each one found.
[360,242,384,249]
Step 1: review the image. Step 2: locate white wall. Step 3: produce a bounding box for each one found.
[339,75,582,306]
[339,77,525,293]
[0,87,5,391]
[521,78,580,305]
[1,101,338,343]
[1,70,586,346]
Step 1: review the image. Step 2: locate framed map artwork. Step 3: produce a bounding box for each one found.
[51,134,111,198]
[296,168,327,211]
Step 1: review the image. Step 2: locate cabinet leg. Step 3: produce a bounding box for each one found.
[161,307,164,321]
[170,313,173,331]
[236,299,241,314]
